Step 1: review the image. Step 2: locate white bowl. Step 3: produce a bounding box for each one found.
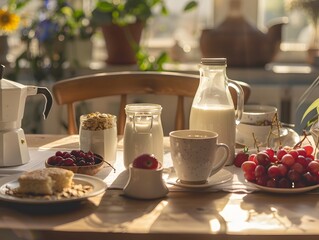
[241,105,277,126]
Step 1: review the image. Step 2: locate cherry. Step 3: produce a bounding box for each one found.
[307,161,319,175]
[303,145,314,156]
[48,150,103,167]
[256,152,271,167]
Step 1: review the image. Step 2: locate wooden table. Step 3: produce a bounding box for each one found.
[0,134,318,240]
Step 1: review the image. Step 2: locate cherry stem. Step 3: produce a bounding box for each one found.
[293,130,310,149]
[252,133,260,152]
[315,134,319,158]
[94,155,116,173]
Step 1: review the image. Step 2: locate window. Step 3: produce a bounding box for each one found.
[262,0,310,50]
[145,0,312,62]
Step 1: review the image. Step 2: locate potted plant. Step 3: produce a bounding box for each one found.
[91,0,168,65]
[299,75,319,144]
[0,0,30,63]
[12,1,96,82]
[64,7,96,68]
[92,0,197,66]
[287,0,319,65]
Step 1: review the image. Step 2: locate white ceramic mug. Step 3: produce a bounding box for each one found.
[169,130,229,184]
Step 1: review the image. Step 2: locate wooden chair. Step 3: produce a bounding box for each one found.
[52,71,251,135]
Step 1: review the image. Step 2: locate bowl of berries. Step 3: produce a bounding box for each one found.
[123,154,168,199]
[235,145,319,193]
[46,150,106,175]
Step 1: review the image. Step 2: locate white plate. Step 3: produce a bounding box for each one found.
[247,181,319,194]
[0,173,107,204]
[167,169,233,189]
[0,169,24,178]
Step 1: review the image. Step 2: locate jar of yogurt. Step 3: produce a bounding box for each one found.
[123,104,164,168]
[79,112,117,165]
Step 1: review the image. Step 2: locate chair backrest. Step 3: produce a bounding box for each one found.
[52,71,251,135]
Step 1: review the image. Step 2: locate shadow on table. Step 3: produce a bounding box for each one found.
[84,189,164,231]
[0,197,100,239]
[84,188,231,235]
[241,193,318,232]
[150,191,230,234]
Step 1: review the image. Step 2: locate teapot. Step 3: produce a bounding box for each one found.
[199,0,288,67]
[0,65,53,166]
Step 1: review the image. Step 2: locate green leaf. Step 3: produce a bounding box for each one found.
[61,6,73,18]
[301,98,319,122]
[161,5,168,15]
[155,52,169,71]
[243,146,249,154]
[297,75,319,110]
[183,1,198,12]
[306,114,319,127]
[96,1,115,12]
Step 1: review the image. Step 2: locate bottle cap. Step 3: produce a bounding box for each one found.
[201,58,227,66]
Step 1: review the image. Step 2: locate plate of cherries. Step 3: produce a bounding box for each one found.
[235,145,319,193]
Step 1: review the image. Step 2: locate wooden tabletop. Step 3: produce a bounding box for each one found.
[0,134,318,240]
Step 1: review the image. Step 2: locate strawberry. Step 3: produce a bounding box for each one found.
[132,154,159,169]
[234,147,249,168]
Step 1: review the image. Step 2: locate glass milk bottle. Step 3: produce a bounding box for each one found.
[123,103,164,168]
[189,58,244,165]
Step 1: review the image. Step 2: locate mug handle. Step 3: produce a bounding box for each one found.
[210,143,230,176]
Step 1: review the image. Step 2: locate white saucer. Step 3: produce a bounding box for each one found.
[167,169,233,189]
[236,127,300,148]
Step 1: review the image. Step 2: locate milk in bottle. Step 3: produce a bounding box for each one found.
[189,58,244,165]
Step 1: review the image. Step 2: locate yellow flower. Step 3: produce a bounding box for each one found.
[0,9,20,33]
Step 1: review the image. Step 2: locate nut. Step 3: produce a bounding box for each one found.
[81,112,116,131]
[5,182,93,200]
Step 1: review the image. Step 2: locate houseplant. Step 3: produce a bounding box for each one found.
[91,0,168,65]
[0,0,30,63]
[299,75,319,145]
[12,0,96,82]
[92,0,197,67]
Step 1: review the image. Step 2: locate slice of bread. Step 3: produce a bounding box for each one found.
[18,168,74,195]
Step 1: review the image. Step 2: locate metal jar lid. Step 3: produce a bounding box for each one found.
[200,58,227,66]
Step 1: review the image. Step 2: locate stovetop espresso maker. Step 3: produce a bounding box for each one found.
[0,65,53,166]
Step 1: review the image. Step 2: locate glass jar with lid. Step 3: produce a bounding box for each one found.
[123,103,164,168]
